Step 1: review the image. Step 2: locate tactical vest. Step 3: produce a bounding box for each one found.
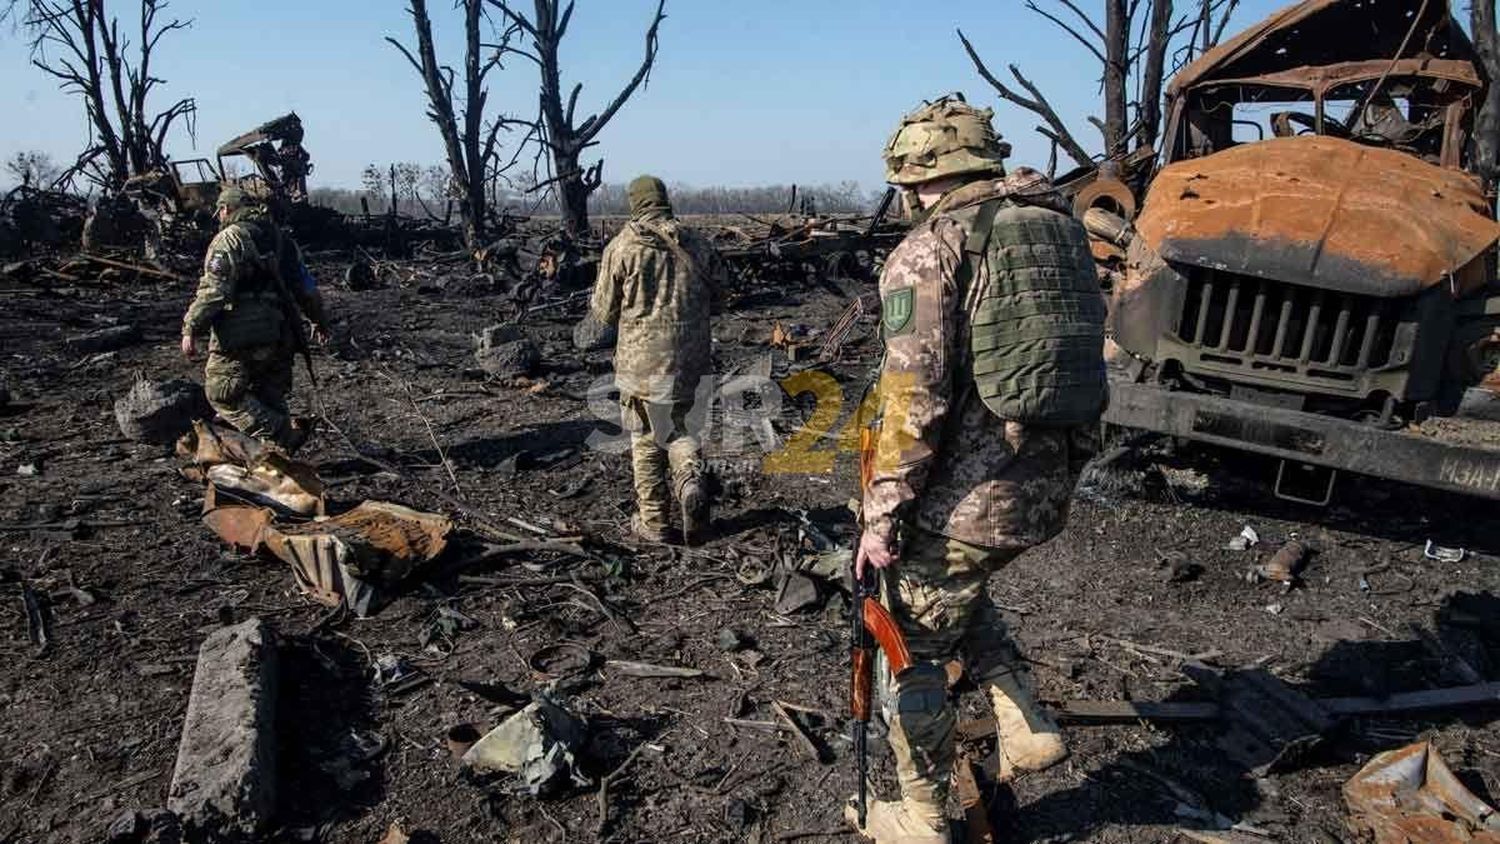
[953,198,1108,426]
[212,219,290,351]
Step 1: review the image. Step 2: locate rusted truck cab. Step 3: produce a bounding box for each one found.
[1105,0,1500,501]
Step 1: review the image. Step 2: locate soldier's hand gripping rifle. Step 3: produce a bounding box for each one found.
[850,423,914,827]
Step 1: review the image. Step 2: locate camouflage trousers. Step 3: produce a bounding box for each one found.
[620,395,703,532]
[883,524,1026,814]
[204,345,295,445]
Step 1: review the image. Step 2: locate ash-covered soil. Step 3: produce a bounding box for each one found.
[3,257,1500,843]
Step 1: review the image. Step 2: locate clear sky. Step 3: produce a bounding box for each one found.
[1,0,1296,191]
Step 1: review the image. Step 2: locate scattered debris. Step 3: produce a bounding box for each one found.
[20,582,50,652]
[115,376,210,446]
[204,452,327,517]
[475,324,541,379]
[65,324,140,354]
[1344,741,1500,843]
[1424,541,1468,564]
[461,697,590,795]
[717,628,752,652]
[773,571,821,615]
[205,500,452,617]
[16,462,39,477]
[771,700,828,763]
[167,619,279,841]
[1249,540,1311,585]
[377,820,411,844]
[446,724,482,760]
[1157,549,1203,583]
[1227,525,1259,551]
[605,660,705,680]
[528,643,595,681]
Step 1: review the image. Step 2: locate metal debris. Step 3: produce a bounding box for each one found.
[461,697,590,795]
[1424,541,1467,564]
[1344,741,1500,843]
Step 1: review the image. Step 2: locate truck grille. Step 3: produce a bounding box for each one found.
[1173,272,1402,387]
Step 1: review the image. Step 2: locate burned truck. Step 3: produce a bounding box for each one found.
[1103,0,1500,502]
[96,113,339,254]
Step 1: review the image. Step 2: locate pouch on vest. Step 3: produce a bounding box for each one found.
[958,199,1108,426]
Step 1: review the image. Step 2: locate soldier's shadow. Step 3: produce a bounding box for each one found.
[1000,591,1500,841]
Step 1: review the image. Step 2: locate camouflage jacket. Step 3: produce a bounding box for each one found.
[863,173,1099,551]
[183,210,326,351]
[593,216,726,402]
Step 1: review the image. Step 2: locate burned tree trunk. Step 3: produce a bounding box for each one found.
[1102,0,1128,156]
[1137,0,1174,150]
[1474,0,1500,196]
[495,0,667,239]
[388,0,526,254]
[14,0,195,190]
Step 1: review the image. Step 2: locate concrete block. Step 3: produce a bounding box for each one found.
[167,618,278,841]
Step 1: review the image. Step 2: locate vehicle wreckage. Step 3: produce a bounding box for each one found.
[1096,0,1500,503]
[87,112,343,254]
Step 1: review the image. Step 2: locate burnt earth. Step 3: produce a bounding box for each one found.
[1,257,1499,843]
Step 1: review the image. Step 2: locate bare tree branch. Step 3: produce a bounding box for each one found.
[1025,0,1107,65]
[958,27,1094,169]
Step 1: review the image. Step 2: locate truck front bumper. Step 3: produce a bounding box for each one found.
[1104,382,1500,500]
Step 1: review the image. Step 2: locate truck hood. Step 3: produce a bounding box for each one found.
[1135,136,1500,297]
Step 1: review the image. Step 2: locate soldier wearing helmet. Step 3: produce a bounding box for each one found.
[181,186,330,451]
[850,96,1106,842]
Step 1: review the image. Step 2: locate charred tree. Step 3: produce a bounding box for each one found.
[1474,0,1499,195]
[493,0,667,238]
[388,0,528,254]
[9,0,196,190]
[960,0,1239,169]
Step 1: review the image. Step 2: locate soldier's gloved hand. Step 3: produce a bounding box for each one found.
[310,324,331,346]
[855,529,895,578]
[181,334,199,360]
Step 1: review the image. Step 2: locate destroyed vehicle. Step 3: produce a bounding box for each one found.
[115,113,342,252]
[1103,0,1500,503]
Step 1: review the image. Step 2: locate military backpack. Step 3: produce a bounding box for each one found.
[952,197,1108,426]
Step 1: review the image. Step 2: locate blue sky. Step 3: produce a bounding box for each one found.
[1,0,1295,190]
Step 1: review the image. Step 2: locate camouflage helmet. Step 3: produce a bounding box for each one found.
[883,95,1011,186]
[215,185,250,212]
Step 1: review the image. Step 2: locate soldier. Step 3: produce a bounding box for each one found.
[592,175,726,545]
[850,97,1107,842]
[181,187,329,451]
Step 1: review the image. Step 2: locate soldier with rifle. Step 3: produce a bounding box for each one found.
[848,96,1106,842]
[181,186,330,452]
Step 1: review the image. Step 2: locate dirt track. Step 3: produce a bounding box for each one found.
[3,262,1500,843]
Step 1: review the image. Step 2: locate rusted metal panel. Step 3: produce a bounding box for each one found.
[1135,135,1500,298]
[1167,0,1473,98]
[1195,59,1482,98]
[1344,742,1500,843]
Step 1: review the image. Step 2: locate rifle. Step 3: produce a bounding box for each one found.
[850,423,914,828]
[262,223,319,389]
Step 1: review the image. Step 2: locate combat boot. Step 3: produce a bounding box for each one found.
[844,797,950,843]
[986,668,1068,780]
[280,416,318,454]
[679,477,709,545]
[630,513,674,544]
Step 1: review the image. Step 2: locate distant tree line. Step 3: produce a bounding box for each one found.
[306,166,880,219]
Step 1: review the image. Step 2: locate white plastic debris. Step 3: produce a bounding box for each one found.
[1227,525,1260,551]
[1423,541,1466,564]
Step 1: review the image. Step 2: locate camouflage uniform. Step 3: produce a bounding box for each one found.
[182,192,327,449]
[854,98,1103,843]
[593,176,727,539]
